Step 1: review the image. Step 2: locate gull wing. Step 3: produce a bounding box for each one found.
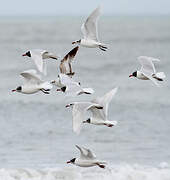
[138,56,160,75]
[65,83,83,97]
[81,6,101,41]
[59,46,79,76]
[30,49,47,75]
[72,102,100,134]
[20,69,43,84]
[75,145,96,160]
[58,73,75,86]
[58,74,83,96]
[138,56,160,86]
[91,88,118,120]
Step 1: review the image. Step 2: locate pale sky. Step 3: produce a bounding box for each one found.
[0,0,170,16]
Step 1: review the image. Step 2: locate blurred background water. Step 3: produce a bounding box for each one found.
[0,16,170,179]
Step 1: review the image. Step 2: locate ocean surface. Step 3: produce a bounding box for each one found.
[0,16,170,179]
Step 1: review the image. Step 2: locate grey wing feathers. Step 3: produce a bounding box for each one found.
[82,6,101,41]
[20,69,42,84]
[138,56,160,74]
[76,145,96,159]
[91,88,118,120]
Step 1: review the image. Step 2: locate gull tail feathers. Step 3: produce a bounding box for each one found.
[82,88,94,94]
[99,43,108,51]
[105,120,118,127]
[110,121,118,126]
[40,82,53,90]
[155,72,166,80]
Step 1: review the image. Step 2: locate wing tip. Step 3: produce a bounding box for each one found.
[138,56,160,62]
[112,87,118,94]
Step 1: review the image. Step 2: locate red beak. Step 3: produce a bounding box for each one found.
[67,161,71,164]
[129,74,133,77]
[12,89,16,92]
[65,104,69,108]
[72,41,76,44]
[22,53,27,56]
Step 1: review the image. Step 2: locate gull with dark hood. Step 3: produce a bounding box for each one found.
[72,6,107,51]
[129,56,166,86]
[12,69,53,94]
[65,88,118,134]
[22,49,59,75]
[67,145,106,168]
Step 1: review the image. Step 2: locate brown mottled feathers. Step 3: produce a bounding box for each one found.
[60,46,79,77]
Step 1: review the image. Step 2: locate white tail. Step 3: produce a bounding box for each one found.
[156,72,166,79]
[110,121,118,126]
[40,82,53,90]
[82,88,94,94]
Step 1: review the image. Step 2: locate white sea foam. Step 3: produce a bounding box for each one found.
[0,163,169,180]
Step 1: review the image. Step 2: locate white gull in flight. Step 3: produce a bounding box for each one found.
[66,88,118,134]
[12,69,53,94]
[22,49,59,75]
[67,145,106,168]
[129,56,166,86]
[72,6,107,51]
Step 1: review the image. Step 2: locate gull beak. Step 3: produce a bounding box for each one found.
[67,160,71,164]
[72,41,76,44]
[129,74,133,77]
[22,53,27,56]
[56,89,61,91]
[12,89,16,92]
[65,104,70,108]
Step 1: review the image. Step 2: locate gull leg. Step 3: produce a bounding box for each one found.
[40,89,50,94]
[99,45,107,51]
[104,123,113,127]
[95,163,105,169]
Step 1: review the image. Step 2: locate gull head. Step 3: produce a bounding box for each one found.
[22,51,31,57]
[65,103,74,108]
[67,158,76,164]
[61,86,66,92]
[12,86,22,92]
[83,118,91,124]
[72,39,81,45]
[129,71,137,78]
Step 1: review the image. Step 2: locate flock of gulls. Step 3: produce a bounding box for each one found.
[12,6,166,169]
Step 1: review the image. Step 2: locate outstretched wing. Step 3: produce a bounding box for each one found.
[138,56,160,75]
[75,145,96,160]
[59,46,79,76]
[58,74,84,97]
[91,87,118,120]
[20,69,42,84]
[81,6,101,41]
[30,49,47,75]
[65,83,83,97]
[138,56,160,86]
[72,102,100,134]
[58,73,75,86]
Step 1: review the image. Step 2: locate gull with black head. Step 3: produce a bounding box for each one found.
[66,88,118,134]
[12,69,53,94]
[22,49,59,75]
[67,145,106,168]
[72,6,107,51]
[129,56,166,86]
